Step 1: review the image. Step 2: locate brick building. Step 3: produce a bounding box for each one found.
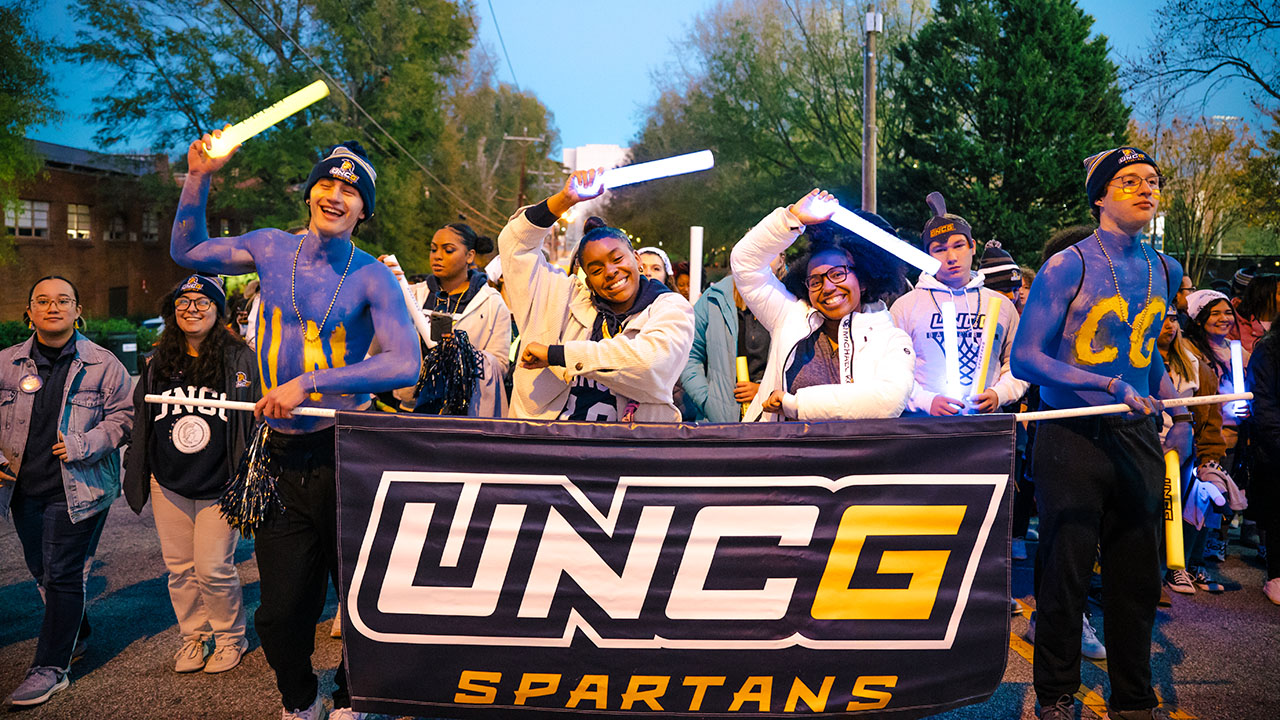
[2,140,246,321]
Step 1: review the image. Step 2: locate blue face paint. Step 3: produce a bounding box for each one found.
[171,173,421,433]
[1011,227,1183,410]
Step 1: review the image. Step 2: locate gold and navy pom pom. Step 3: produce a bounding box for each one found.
[219,422,284,537]
[413,329,486,415]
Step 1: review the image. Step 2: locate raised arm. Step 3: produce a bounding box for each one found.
[730,190,835,332]
[170,130,256,274]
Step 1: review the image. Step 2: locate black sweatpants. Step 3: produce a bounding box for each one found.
[1031,411,1164,712]
[253,427,350,712]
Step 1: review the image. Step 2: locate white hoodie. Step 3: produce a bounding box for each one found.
[731,207,915,422]
[889,271,1028,414]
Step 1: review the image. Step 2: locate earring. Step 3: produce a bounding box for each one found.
[23,312,33,330]
[75,317,87,331]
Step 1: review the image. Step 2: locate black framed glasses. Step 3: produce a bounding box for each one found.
[805,265,852,291]
[175,297,213,311]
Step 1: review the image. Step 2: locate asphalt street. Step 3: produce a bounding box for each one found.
[1,495,1276,719]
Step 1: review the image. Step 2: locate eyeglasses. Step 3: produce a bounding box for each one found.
[1109,174,1165,193]
[30,297,76,311]
[805,265,852,291]
[175,297,213,311]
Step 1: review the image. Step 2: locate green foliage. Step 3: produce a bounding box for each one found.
[0,317,158,353]
[883,0,1130,265]
[1238,109,1280,235]
[67,0,494,256]
[0,2,62,263]
[0,321,31,350]
[608,0,932,265]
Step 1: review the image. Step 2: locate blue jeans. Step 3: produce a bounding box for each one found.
[10,493,108,669]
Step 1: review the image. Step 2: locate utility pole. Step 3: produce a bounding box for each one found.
[503,131,544,209]
[862,6,883,213]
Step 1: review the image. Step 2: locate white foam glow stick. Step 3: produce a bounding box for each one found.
[573,150,714,195]
[383,254,436,349]
[812,199,942,275]
[1230,339,1246,416]
[689,226,704,303]
[204,80,331,158]
[941,301,963,400]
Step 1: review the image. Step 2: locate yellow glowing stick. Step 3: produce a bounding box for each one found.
[972,296,1002,395]
[736,356,750,416]
[204,80,331,158]
[1164,450,1185,570]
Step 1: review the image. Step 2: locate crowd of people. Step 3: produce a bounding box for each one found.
[1,130,1278,720]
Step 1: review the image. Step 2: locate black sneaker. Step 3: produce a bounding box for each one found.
[1038,694,1075,719]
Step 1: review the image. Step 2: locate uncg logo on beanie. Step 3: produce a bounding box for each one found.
[330,159,360,185]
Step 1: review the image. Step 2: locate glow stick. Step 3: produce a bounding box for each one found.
[972,296,1002,395]
[813,199,942,275]
[205,80,331,158]
[1015,392,1251,422]
[1164,450,1185,570]
[383,254,436,349]
[145,394,334,418]
[736,356,750,417]
[572,150,714,195]
[689,226,704,303]
[1230,340,1246,417]
[941,301,963,400]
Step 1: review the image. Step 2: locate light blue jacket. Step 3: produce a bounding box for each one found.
[0,332,133,523]
[681,275,741,423]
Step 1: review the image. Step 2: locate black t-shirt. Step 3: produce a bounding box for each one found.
[558,377,618,422]
[148,355,230,500]
[15,339,77,500]
[736,307,770,383]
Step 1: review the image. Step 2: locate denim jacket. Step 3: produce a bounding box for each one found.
[0,332,134,523]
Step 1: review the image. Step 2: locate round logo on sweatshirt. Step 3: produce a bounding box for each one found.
[171,415,211,454]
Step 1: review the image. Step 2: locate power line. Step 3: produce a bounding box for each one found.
[486,0,520,90]
[219,0,506,230]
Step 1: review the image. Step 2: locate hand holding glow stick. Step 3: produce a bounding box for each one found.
[1230,340,1247,417]
[570,150,715,196]
[1164,450,1185,570]
[941,301,963,402]
[204,80,331,158]
[972,296,1002,396]
[811,198,942,275]
[383,254,436,349]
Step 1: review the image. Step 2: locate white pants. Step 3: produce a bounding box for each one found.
[150,477,247,647]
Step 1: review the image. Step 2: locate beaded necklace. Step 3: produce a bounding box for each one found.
[1093,230,1151,330]
[291,234,355,342]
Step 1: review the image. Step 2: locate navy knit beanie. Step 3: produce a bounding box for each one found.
[304,141,377,220]
[1083,146,1159,204]
[978,241,1021,292]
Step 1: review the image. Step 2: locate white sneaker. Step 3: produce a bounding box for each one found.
[173,637,209,673]
[282,694,326,720]
[1081,615,1107,660]
[1264,578,1280,605]
[203,640,245,674]
[329,708,367,720]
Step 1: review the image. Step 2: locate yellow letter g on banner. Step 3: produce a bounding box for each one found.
[811,505,966,621]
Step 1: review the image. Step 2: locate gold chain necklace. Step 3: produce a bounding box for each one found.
[291,234,355,342]
[1093,230,1151,330]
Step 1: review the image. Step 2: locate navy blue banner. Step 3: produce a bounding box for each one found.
[336,414,1015,718]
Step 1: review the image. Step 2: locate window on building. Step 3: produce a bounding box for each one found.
[108,216,127,242]
[68,204,92,240]
[4,200,50,239]
[142,212,160,243]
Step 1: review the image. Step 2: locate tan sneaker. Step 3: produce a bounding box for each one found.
[173,638,209,673]
[203,640,245,674]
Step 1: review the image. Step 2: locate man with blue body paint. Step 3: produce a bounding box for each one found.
[171,128,420,720]
[1012,147,1193,720]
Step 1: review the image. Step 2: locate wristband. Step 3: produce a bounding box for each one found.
[310,372,320,395]
[1171,414,1192,424]
[1106,377,1117,395]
